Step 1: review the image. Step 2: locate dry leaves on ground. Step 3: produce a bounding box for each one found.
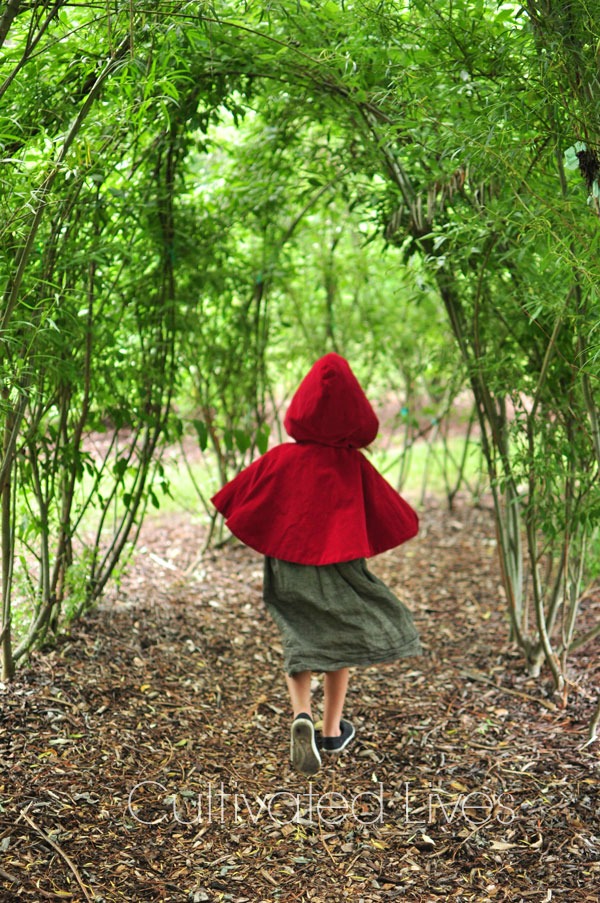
[1,503,599,902]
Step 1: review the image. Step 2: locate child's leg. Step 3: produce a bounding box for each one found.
[285,670,312,719]
[322,667,349,737]
[287,670,320,775]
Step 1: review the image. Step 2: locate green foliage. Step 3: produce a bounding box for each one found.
[1,0,599,695]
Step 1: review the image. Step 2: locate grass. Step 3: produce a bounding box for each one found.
[151,434,489,518]
[372,436,488,502]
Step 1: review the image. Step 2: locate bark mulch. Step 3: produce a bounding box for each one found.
[1,503,599,902]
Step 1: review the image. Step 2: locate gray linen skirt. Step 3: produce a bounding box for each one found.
[263,557,422,675]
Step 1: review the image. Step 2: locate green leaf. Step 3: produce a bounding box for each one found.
[192,419,209,451]
[256,425,270,456]
[234,429,251,453]
[113,457,128,479]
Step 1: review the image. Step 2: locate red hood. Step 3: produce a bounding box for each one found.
[284,353,379,449]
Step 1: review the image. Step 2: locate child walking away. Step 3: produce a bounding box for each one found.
[211,353,422,776]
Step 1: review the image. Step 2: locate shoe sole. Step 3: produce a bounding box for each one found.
[290,719,321,776]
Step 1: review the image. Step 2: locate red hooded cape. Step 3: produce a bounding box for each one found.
[211,353,418,565]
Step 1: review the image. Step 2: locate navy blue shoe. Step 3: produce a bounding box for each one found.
[321,719,356,753]
[290,714,321,776]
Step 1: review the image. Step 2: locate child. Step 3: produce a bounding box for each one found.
[211,353,422,776]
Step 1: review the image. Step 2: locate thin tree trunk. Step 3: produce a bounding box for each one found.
[0,0,21,50]
[1,396,15,680]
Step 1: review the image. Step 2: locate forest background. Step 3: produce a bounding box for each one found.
[1,0,599,732]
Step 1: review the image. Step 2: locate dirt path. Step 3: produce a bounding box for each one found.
[1,504,599,902]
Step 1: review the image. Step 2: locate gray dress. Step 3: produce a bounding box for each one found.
[263,557,422,675]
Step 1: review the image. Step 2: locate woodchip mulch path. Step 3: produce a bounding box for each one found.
[1,503,599,902]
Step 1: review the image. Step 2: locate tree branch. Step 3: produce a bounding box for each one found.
[0,0,21,50]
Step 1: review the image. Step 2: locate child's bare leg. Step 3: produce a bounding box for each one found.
[287,670,320,775]
[286,670,312,719]
[322,667,349,736]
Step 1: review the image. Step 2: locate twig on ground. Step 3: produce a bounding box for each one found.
[0,867,19,886]
[580,693,600,748]
[17,806,94,903]
[460,669,558,712]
